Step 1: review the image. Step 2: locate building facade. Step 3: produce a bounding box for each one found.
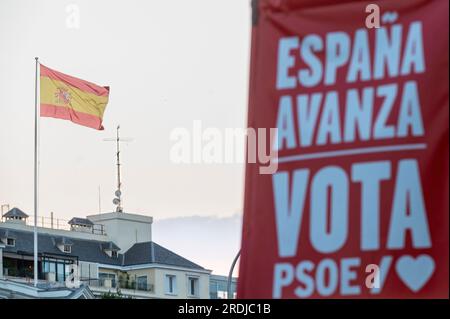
[209,274,237,299]
[0,207,211,299]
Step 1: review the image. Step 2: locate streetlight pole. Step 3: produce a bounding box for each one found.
[227,250,240,299]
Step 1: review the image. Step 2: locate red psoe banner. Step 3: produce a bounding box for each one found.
[238,0,449,298]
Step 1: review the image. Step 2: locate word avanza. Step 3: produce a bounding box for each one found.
[275,81,424,151]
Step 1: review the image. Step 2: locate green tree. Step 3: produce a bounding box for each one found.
[100,288,132,299]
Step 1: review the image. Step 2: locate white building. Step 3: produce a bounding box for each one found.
[0,207,211,299]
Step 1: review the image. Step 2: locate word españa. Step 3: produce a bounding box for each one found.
[275,21,425,150]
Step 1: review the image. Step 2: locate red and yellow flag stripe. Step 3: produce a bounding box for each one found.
[40,64,110,130]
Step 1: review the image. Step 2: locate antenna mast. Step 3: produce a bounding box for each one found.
[116,125,122,210]
[103,125,133,213]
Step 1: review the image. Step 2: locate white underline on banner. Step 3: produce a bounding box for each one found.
[275,143,427,164]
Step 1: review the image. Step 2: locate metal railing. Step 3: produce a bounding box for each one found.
[2,275,67,288]
[81,278,154,293]
[29,216,71,231]
[0,215,106,235]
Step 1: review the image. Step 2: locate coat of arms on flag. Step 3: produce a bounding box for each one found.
[40,64,110,130]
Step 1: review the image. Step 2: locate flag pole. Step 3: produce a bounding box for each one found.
[34,57,39,287]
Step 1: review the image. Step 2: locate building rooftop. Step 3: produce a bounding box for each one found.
[123,241,205,270]
[0,226,205,270]
[0,278,94,299]
[54,237,74,246]
[1,227,123,266]
[100,241,120,251]
[0,229,16,239]
[3,207,28,219]
[210,274,238,282]
[68,217,94,226]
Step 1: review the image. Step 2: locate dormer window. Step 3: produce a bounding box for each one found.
[55,237,73,253]
[101,241,120,258]
[6,238,15,246]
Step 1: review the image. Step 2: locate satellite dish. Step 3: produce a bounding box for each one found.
[113,198,121,205]
[115,190,122,198]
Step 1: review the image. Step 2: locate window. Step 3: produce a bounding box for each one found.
[99,273,116,288]
[6,238,15,246]
[63,245,71,253]
[48,261,56,274]
[137,276,148,291]
[57,263,64,282]
[43,261,50,273]
[42,258,74,282]
[188,277,199,297]
[165,275,177,294]
[111,250,118,258]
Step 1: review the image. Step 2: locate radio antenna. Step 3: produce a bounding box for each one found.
[103,125,133,212]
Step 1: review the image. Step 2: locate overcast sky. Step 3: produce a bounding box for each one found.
[0,0,250,275]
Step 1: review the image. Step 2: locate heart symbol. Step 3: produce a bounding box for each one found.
[395,255,435,292]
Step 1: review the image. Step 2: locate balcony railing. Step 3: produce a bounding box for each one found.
[2,275,69,288]
[80,278,154,293]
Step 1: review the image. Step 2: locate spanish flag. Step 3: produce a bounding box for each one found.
[40,64,110,130]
